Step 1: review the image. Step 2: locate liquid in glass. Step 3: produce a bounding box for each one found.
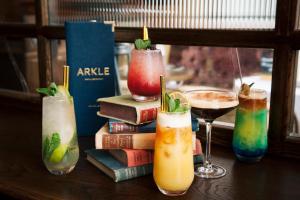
[233,89,268,162]
[153,110,194,196]
[42,95,79,175]
[127,49,165,102]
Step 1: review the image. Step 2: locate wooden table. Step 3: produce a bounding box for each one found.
[1,105,300,200]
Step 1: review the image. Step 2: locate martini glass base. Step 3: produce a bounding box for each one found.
[132,94,158,102]
[195,164,226,179]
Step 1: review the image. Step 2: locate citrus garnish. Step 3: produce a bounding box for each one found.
[49,144,68,163]
[164,91,190,113]
[169,92,190,108]
[240,83,254,96]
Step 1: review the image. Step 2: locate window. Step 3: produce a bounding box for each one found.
[48,0,276,30]
[0,1,35,24]
[290,51,300,137]
[0,0,299,158]
[0,38,39,93]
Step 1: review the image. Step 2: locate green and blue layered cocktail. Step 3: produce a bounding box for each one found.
[233,89,268,162]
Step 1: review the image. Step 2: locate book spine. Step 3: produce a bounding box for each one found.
[108,122,136,133]
[113,154,204,182]
[114,164,153,182]
[118,139,201,167]
[109,119,198,133]
[137,107,158,124]
[96,133,156,149]
[126,150,153,167]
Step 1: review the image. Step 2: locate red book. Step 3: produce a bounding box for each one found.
[109,139,202,167]
[109,149,153,167]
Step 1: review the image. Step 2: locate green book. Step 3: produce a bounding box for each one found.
[97,95,160,125]
[85,149,203,182]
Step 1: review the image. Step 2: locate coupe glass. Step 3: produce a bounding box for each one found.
[127,49,165,102]
[186,89,238,178]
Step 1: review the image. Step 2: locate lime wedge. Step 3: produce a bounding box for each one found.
[49,144,68,163]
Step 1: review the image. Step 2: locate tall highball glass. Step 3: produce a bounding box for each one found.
[153,109,194,196]
[42,95,79,175]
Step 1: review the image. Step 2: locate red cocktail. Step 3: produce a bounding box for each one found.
[127,49,165,102]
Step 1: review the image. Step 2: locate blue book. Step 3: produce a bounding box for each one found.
[85,149,203,182]
[108,118,199,133]
[65,22,116,136]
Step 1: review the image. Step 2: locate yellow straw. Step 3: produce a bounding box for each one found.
[63,65,69,91]
[160,75,166,112]
[143,26,149,40]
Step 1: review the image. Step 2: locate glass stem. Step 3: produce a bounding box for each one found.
[204,122,213,169]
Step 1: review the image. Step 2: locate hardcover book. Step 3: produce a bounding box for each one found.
[85,149,203,182]
[109,139,202,167]
[95,123,197,150]
[97,95,160,125]
[65,21,116,136]
[108,118,199,133]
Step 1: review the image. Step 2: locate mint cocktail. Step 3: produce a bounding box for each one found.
[40,83,79,175]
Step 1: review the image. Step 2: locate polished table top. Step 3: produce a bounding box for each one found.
[1,105,300,200]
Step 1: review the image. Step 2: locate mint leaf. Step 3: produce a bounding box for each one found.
[144,40,151,48]
[48,82,58,96]
[174,106,188,113]
[43,137,50,159]
[36,88,51,96]
[134,39,152,50]
[36,82,58,96]
[249,82,255,88]
[43,132,61,160]
[168,97,176,112]
[174,99,180,110]
[164,93,189,113]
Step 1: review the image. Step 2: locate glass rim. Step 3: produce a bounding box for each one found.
[42,95,73,101]
[131,48,162,53]
[184,89,237,96]
[158,109,190,115]
[239,88,267,99]
[246,88,267,94]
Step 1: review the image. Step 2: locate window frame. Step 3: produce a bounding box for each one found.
[0,0,299,158]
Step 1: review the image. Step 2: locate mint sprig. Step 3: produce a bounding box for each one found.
[43,132,61,160]
[165,93,188,113]
[36,82,58,96]
[134,39,151,50]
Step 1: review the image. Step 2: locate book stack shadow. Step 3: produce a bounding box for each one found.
[85,95,203,182]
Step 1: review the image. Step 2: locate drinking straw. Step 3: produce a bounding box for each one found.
[160,75,166,112]
[143,26,149,40]
[63,65,69,91]
[231,48,243,86]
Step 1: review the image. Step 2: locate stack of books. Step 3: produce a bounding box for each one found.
[85,95,203,182]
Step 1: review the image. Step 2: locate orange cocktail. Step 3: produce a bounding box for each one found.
[153,110,194,196]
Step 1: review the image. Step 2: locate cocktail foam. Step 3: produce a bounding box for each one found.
[157,111,191,128]
[186,91,239,109]
[239,89,267,100]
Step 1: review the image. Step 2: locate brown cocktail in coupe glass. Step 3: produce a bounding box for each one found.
[186,90,238,178]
